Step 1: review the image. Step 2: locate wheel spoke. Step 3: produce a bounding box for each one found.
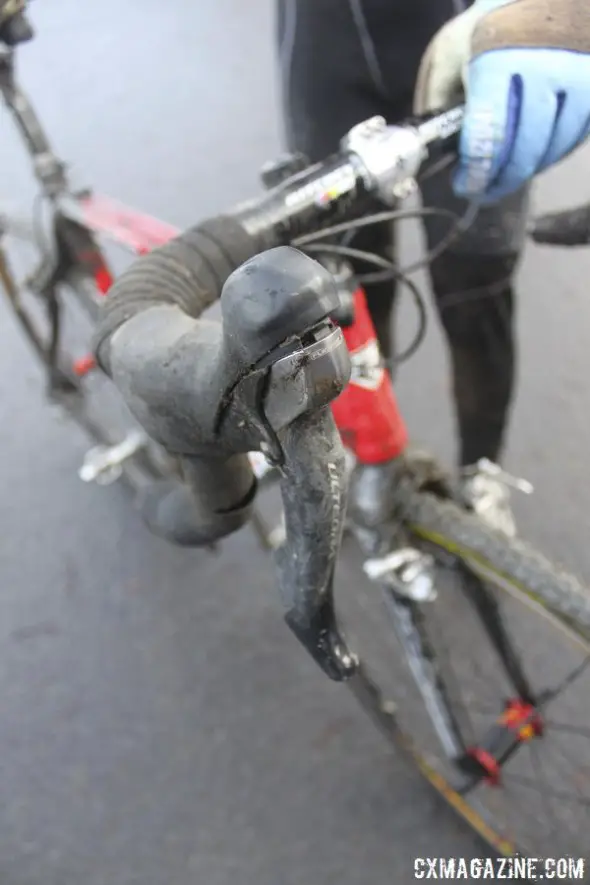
[545,721,590,740]
[508,770,590,808]
[540,655,590,707]
[428,606,476,745]
[459,699,499,718]
[543,729,590,806]
[527,742,561,839]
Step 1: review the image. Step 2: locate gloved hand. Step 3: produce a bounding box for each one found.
[414,0,590,203]
[0,0,33,46]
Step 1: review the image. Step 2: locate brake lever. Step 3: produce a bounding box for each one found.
[275,408,357,681]
[260,316,358,681]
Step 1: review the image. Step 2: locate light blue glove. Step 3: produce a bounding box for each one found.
[414,0,590,203]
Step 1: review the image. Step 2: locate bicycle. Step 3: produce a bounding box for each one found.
[0,38,278,543]
[3,12,590,867]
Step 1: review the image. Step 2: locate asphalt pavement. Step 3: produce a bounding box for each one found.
[2,2,590,883]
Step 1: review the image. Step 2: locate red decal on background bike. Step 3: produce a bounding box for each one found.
[94,264,113,295]
[331,288,408,464]
[78,194,179,254]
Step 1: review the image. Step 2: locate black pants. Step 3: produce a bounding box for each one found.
[276,0,530,467]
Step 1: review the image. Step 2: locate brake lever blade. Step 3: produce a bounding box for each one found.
[254,310,357,681]
[275,408,357,681]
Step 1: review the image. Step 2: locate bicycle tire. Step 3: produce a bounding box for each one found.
[337,485,590,862]
[404,489,590,641]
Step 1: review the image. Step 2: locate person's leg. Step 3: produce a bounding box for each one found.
[420,165,530,533]
[276,0,398,358]
[428,251,518,467]
[421,169,529,467]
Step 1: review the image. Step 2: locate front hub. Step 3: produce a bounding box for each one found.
[458,699,544,786]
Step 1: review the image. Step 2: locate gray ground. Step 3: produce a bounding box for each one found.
[2,2,590,883]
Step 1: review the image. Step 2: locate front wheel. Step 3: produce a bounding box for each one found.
[336,484,590,859]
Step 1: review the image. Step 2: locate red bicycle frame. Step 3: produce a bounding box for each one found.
[70,192,409,465]
[332,287,408,463]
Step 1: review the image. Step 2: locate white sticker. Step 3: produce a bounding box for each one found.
[349,340,385,391]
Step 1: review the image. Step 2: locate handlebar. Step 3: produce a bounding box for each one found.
[530,202,590,247]
[95,108,464,680]
[233,106,463,240]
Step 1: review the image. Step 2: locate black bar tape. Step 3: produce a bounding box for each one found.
[531,203,590,247]
[95,214,271,373]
